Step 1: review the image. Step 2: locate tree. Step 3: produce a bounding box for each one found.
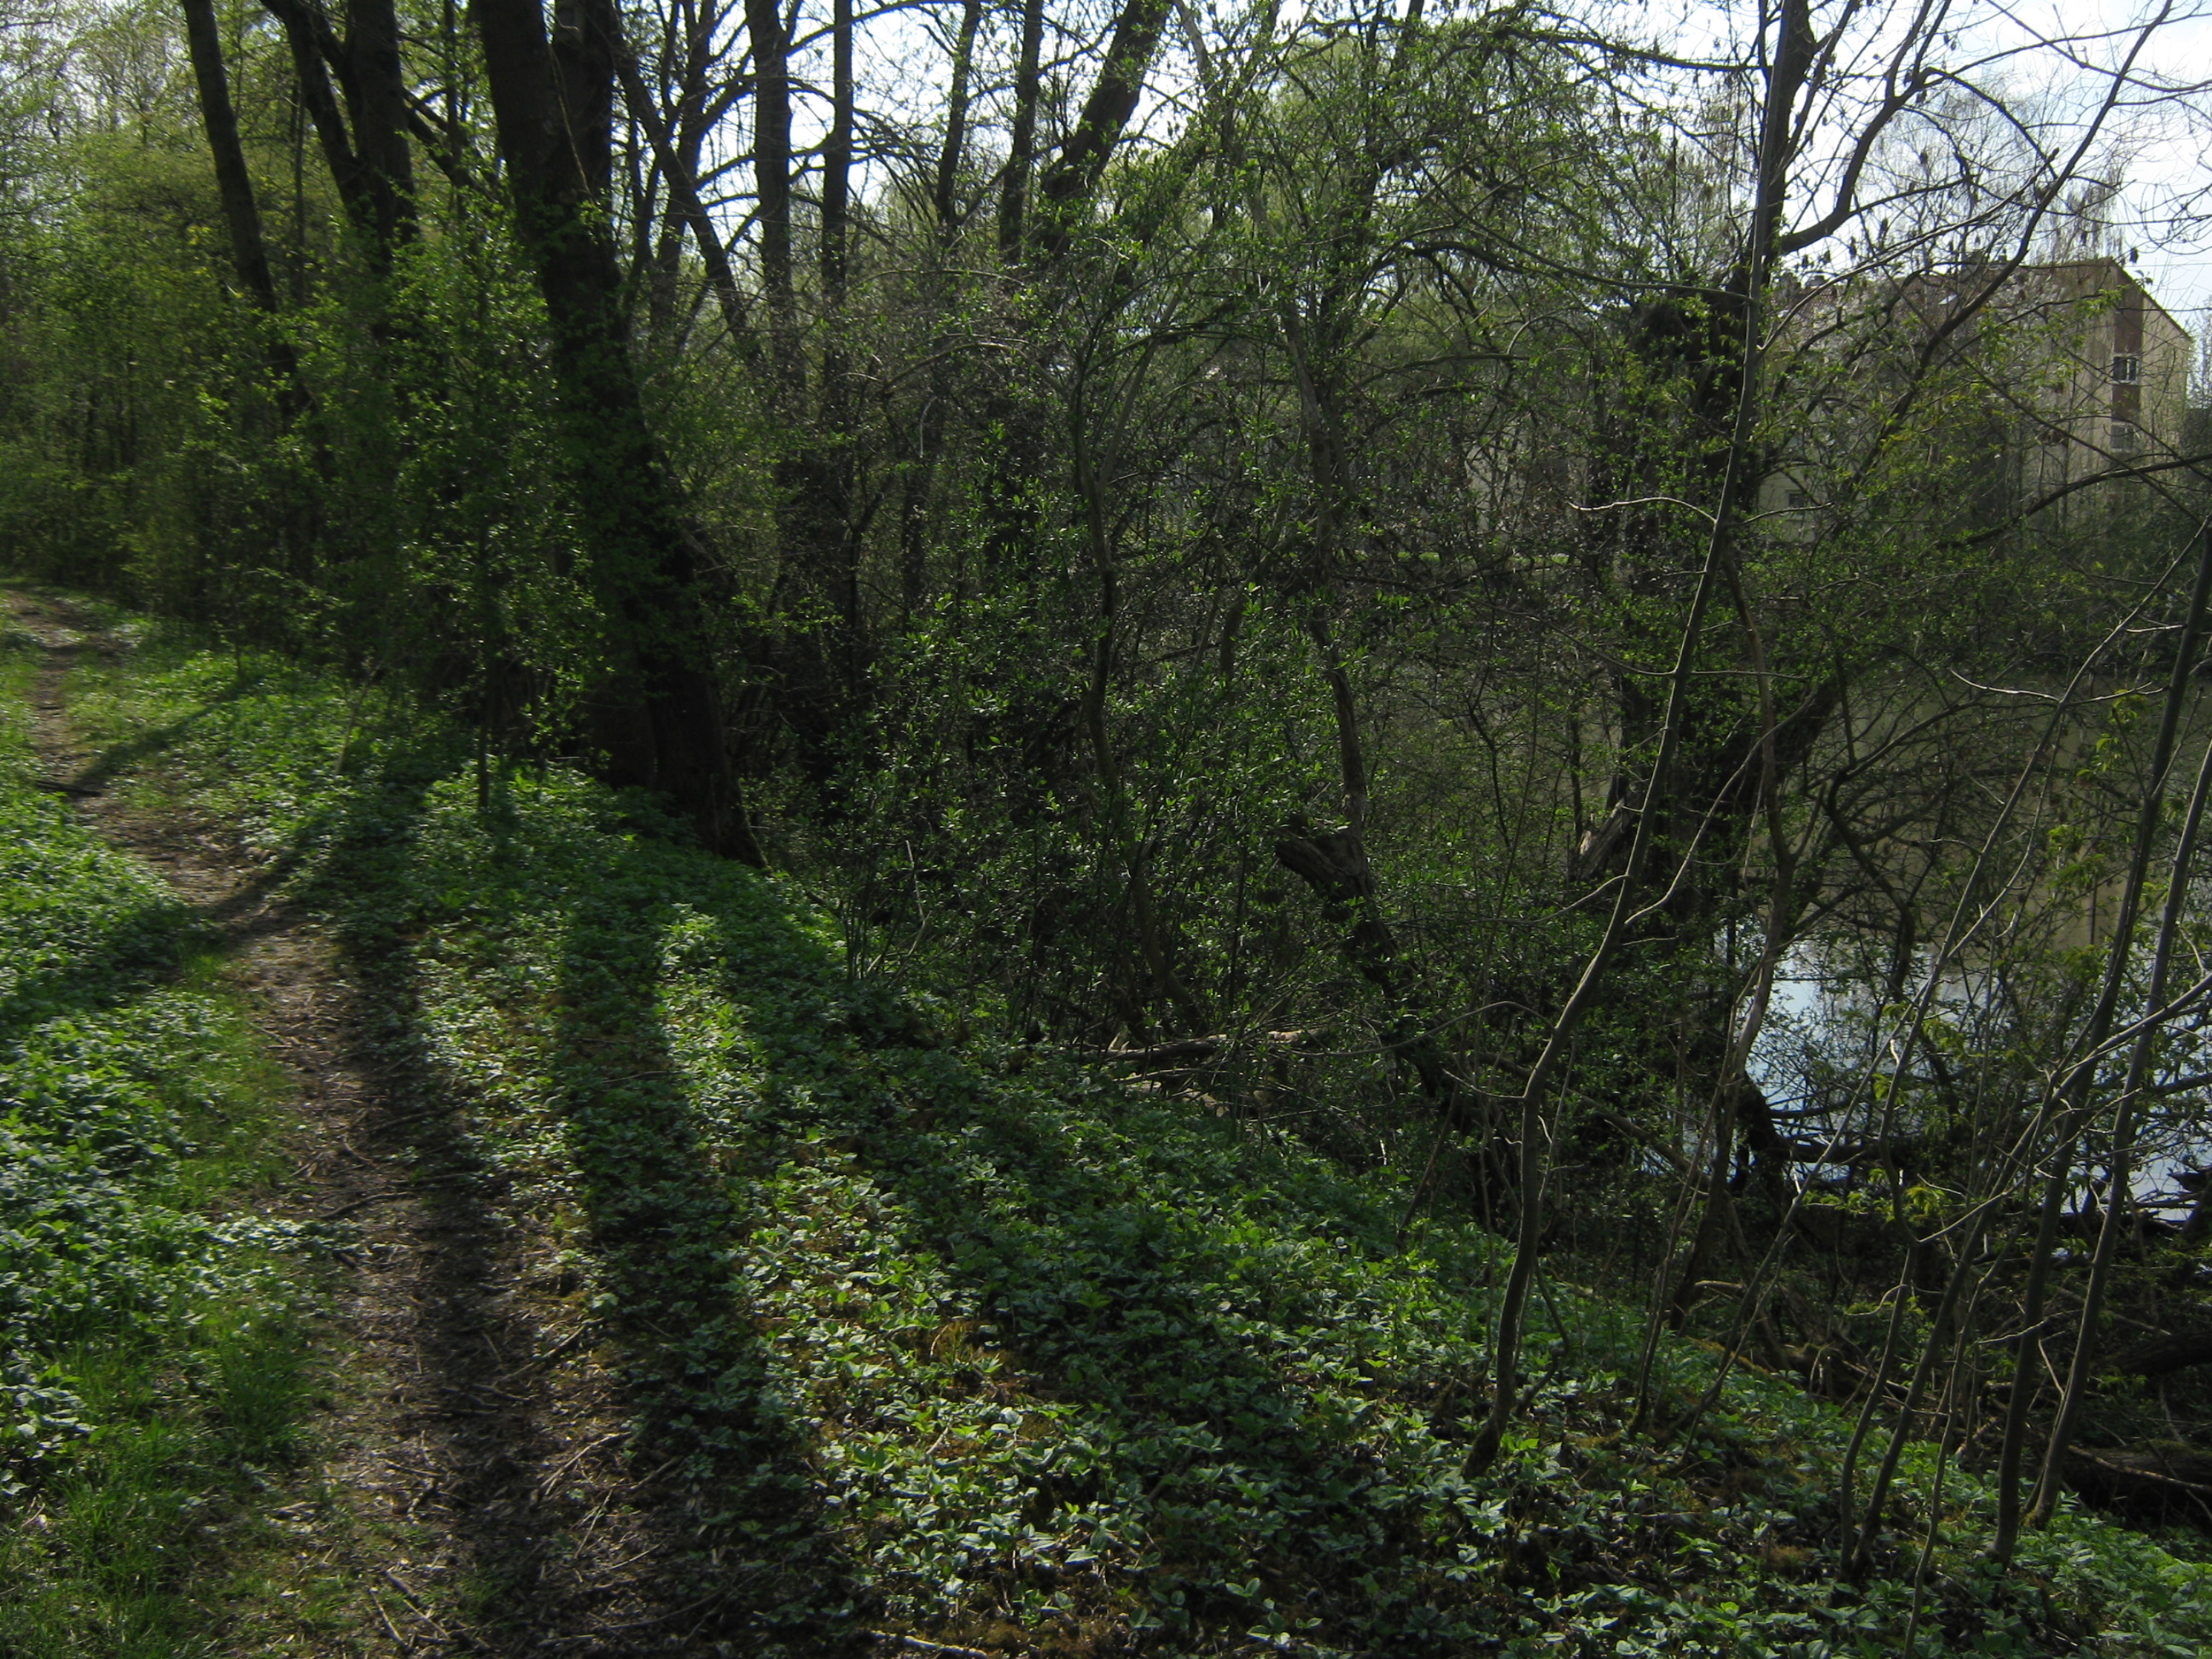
[473,0,762,862]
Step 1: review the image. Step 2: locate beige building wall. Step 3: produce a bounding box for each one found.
[2003,259,2191,501]
[1758,258,2192,535]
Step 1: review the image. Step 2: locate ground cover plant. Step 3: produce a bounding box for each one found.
[0,611,319,1656]
[49,614,2212,1657]
[18,0,2212,1639]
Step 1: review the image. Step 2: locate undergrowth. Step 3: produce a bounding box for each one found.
[57,619,2212,1656]
[0,608,317,1658]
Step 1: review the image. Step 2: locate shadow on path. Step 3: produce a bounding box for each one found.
[295,756,869,1657]
[36,601,1480,1654]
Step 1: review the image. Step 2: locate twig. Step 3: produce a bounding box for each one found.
[870,1635,995,1659]
[527,1324,594,1367]
[374,1103,454,1130]
[581,1586,733,1634]
[367,1587,416,1653]
[321,1190,401,1222]
[535,1429,625,1494]
[620,1452,684,1493]
[2068,1447,2212,1499]
[378,1567,447,1635]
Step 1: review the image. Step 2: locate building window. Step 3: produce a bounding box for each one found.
[2110,421,2139,451]
[1785,490,1810,509]
[2111,353,2141,385]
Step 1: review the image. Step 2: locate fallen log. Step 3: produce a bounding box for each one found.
[2107,1330,2212,1379]
[1086,1036,1224,1069]
[2061,1445,2212,1525]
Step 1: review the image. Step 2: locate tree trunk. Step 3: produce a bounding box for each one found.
[823,0,853,304]
[934,0,981,234]
[613,38,752,351]
[341,0,417,256]
[181,0,284,319]
[1074,408,1203,1032]
[743,0,795,389]
[998,0,1044,262]
[1030,0,1173,258]
[259,0,414,274]
[183,0,313,441]
[1991,524,2212,1563]
[813,0,859,697]
[1466,0,1811,1475]
[472,0,763,864]
[2028,525,2212,1530]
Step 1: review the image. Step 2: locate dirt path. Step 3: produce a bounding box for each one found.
[4,591,758,1658]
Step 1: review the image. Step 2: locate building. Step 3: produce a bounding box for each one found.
[2005,258,2192,501]
[1760,257,2195,535]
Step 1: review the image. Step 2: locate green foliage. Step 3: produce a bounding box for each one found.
[5,0,2212,1645]
[0,620,317,1654]
[74,620,2212,1656]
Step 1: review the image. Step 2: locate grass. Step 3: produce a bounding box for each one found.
[0,609,322,1656]
[44,610,2212,1656]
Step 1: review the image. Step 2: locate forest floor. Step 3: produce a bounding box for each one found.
[10,582,2212,1659]
[3,587,786,1657]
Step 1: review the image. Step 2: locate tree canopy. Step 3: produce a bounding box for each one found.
[11,0,2212,1635]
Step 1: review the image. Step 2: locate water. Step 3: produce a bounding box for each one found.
[1739,938,2211,1218]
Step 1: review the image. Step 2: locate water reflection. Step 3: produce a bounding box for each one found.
[1741,940,2211,1222]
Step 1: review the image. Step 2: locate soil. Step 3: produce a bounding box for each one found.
[3,589,777,1657]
